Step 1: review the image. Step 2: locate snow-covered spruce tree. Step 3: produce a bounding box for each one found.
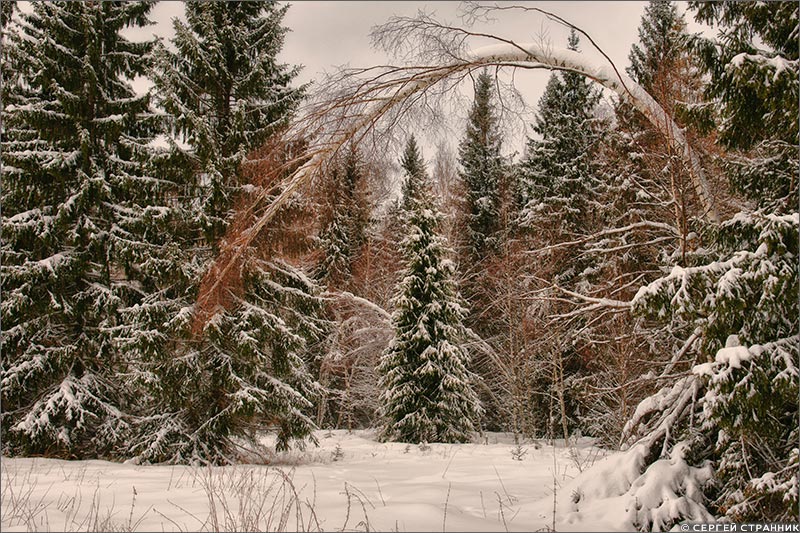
[512,31,606,440]
[123,1,324,464]
[315,146,379,429]
[149,254,327,464]
[615,3,799,526]
[317,200,353,288]
[518,29,603,238]
[689,2,798,153]
[628,1,691,98]
[615,0,700,236]
[622,0,701,184]
[689,1,798,215]
[625,211,798,527]
[378,158,482,443]
[1,2,160,458]
[622,0,706,262]
[123,175,328,464]
[458,70,505,261]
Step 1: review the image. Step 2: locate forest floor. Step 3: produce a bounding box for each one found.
[1,430,629,532]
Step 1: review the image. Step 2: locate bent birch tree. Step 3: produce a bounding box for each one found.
[195,9,719,322]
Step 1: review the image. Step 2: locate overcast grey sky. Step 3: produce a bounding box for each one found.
[145,2,712,81]
[281,1,647,84]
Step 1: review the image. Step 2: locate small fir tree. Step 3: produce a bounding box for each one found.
[378,160,482,443]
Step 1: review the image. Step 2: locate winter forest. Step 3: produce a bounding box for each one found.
[1,1,797,531]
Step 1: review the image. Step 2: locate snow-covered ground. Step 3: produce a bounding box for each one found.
[2,430,630,532]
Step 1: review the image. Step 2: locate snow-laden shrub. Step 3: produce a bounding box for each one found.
[616,209,799,526]
[559,430,714,531]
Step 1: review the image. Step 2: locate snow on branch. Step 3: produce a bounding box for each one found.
[546,285,631,320]
[323,290,392,322]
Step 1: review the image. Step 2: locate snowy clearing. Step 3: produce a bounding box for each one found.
[1,430,629,532]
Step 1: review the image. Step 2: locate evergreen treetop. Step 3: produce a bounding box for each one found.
[153,0,304,242]
[519,30,603,234]
[400,135,427,211]
[458,70,505,260]
[627,1,689,93]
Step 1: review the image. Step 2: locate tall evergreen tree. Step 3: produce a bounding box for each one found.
[511,32,606,439]
[124,1,324,464]
[573,1,700,442]
[621,0,701,161]
[455,72,526,436]
[338,145,370,254]
[1,1,159,458]
[317,146,369,288]
[605,0,701,274]
[458,70,505,260]
[378,156,481,443]
[518,30,603,237]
